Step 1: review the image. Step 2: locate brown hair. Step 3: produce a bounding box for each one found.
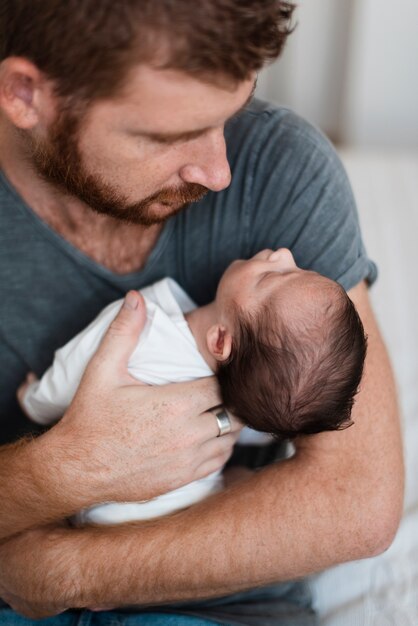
[217,281,367,440]
[0,1,295,102]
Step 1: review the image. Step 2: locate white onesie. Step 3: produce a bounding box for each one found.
[23,278,272,524]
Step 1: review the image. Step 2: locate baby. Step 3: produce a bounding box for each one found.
[18,248,367,524]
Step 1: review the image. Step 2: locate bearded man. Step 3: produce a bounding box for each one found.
[0,1,403,625]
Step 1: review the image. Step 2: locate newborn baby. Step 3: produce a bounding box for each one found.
[18,248,367,524]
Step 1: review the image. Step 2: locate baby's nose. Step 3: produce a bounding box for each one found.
[251,249,274,260]
[269,248,297,269]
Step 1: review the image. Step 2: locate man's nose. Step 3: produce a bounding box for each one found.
[178,129,231,192]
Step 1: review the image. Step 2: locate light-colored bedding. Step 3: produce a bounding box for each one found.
[312,150,418,625]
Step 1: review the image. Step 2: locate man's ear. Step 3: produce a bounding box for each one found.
[206,324,233,363]
[0,57,50,129]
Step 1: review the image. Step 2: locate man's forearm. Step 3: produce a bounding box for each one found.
[61,457,381,607]
[0,432,89,540]
[67,432,400,608]
[0,437,49,539]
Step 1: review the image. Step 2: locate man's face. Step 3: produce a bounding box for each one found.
[27,66,256,225]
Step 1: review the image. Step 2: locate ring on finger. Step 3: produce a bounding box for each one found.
[212,406,232,437]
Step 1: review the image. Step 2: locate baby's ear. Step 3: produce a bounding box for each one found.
[206,324,232,362]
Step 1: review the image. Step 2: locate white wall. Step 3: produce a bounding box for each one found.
[341,0,418,149]
[256,0,418,149]
[256,0,352,139]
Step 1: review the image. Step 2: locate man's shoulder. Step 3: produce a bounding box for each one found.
[224,99,343,196]
[226,98,335,158]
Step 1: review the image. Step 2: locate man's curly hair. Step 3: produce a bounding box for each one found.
[0,0,295,101]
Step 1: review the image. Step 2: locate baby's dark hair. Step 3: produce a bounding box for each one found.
[217,277,367,440]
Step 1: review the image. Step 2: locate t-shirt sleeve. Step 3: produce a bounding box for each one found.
[245,107,377,291]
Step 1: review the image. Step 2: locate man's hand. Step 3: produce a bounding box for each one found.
[45,290,240,507]
[0,290,241,540]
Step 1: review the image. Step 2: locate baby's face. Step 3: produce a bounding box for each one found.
[215,248,319,322]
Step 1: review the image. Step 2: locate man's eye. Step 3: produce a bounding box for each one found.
[152,132,203,146]
[151,136,180,146]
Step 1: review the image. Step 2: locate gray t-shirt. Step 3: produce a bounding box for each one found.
[0,100,376,444]
[0,100,376,624]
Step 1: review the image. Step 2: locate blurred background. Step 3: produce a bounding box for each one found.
[256,0,418,149]
[260,3,418,624]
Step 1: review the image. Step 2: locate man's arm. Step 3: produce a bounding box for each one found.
[0,281,404,617]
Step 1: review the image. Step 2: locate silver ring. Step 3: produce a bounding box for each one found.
[213,406,232,437]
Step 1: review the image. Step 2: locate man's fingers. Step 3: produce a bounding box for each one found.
[199,432,238,457]
[195,433,238,479]
[88,291,147,378]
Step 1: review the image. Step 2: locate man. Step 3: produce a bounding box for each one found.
[0,1,403,624]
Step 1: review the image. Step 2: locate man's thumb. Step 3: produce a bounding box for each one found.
[90,291,147,377]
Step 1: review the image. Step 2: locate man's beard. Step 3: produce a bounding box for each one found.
[24,110,208,226]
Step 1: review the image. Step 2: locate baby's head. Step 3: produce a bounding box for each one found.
[207,249,367,439]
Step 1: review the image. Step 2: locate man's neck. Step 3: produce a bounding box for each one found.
[185,303,219,372]
[0,119,163,275]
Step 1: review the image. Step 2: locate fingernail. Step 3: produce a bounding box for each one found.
[123,291,139,310]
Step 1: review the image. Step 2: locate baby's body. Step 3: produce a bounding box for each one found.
[19,248,366,524]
